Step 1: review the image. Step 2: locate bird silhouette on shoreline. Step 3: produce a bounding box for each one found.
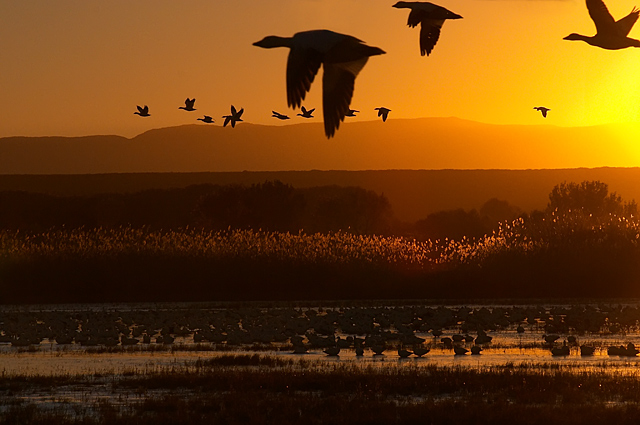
[393,1,463,56]
[197,115,214,123]
[375,107,391,122]
[179,98,196,111]
[564,0,640,49]
[253,29,385,138]
[297,106,315,118]
[134,105,150,117]
[223,105,244,127]
[533,106,550,118]
[272,111,290,120]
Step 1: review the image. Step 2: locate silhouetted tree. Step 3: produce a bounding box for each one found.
[300,185,393,234]
[196,180,305,232]
[546,180,637,217]
[414,209,487,241]
[479,198,522,228]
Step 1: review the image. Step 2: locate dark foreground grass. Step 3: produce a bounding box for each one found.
[4,354,640,424]
[2,215,640,303]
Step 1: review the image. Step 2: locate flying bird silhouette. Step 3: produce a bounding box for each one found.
[375,107,391,122]
[297,106,315,118]
[533,106,550,118]
[179,98,196,111]
[197,115,214,123]
[134,105,150,117]
[253,29,385,138]
[564,0,640,49]
[345,109,359,117]
[272,111,290,120]
[393,1,463,56]
[223,105,244,127]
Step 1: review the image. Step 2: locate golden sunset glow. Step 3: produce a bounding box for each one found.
[1,0,640,171]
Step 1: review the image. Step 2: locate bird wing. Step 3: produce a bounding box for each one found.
[286,47,323,108]
[308,108,315,114]
[322,58,366,138]
[236,108,244,119]
[586,0,617,34]
[419,20,444,56]
[231,105,238,116]
[223,116,231,127]
[407,8,426,28]
[616,7,639,36]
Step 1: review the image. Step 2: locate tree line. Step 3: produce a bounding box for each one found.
[0,179,634,240]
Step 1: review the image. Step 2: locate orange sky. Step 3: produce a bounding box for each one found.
[2,0,640,142]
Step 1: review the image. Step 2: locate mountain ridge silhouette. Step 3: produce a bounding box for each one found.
[1,117,639,174]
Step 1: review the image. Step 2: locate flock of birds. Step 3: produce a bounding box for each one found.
[134,0,639,138]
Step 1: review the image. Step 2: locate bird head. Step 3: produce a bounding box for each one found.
[253,36,290,49]
[392,2,410,9]
[563,33,586,41]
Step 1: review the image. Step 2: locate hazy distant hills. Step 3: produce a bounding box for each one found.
[2,118,640,221]
[2,117,640,174]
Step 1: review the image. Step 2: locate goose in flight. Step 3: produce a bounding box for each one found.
[375,107,391,122]
[134,105,150,117]
[345,109,359,117]
[564,0,640,49]
[253,29,385,138]
[393,1,463,56]
[297,106,315,118]
[222,105,244,127]
[197,115,214,123]
[179,98,196,111]
[272,111,290,120]
[533,106,550,118]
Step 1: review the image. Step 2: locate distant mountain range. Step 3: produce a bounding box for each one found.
[1,117,639,174]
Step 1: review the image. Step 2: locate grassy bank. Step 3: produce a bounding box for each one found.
[4,354,640,424]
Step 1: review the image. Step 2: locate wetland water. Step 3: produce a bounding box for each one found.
[4,300,640,374]
[5,300,640,423]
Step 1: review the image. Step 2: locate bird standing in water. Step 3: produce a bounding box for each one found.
[392,1,463,56]
[253,29,385,138]
[564,0,640,49]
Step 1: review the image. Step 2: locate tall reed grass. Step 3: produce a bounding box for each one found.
[1,209,640,303]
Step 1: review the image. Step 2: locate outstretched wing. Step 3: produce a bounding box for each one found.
[407,8,425,28]
[616,7,639,36]
[322,58,367,138]
[419,20,444,56]
[586,0,616,34]
[286,47,323,108]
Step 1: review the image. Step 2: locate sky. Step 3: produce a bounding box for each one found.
[2,0,640,140]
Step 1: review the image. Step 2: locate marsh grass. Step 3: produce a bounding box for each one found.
[5,354,640,424]
[1,210,640,304]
